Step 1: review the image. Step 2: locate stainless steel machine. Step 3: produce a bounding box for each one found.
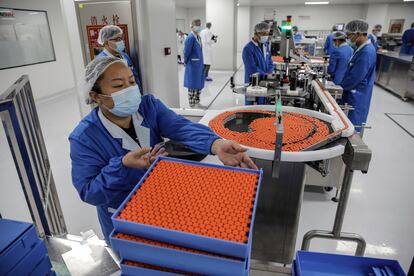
[376,51,414,101]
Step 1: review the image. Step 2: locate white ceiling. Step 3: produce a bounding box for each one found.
[175,0,412,8]
[239,0,410,6]
[176,0,205,8]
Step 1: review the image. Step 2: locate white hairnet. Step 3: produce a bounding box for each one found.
[97,25,123,45]
[332,31,346,40]
[345,19,369,34]
[254,22,270,33]
[79,56,127,104]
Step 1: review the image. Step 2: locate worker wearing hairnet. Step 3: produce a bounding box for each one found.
[327,31,353,85]
[400,22,414,55]
[340,20,377,131]
[184,19,205,108]
[70,56,258,241]
[292,26,302,44]
[242,22,274,105]
[324,25,338,56]
[95,25,142,90]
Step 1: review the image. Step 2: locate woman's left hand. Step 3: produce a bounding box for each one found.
[211,139,258,170]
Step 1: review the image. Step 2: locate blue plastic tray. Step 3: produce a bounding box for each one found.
[111,156,263,259]
[110,231,249,276]
[7,240,48,276]
[121,260,182,276]
[0,219,40,275]
[295,251,406,276]
[30,255,53,276]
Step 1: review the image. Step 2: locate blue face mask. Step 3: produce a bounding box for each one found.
[115,40,125,52]
[104,85,141,117]
[346,39,356,49]
[260,35,269,44]
[194,26,202,33]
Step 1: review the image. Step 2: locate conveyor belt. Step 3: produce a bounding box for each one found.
[209,110,332,152]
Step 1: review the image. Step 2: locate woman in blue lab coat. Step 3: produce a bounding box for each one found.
[70,57,257,241]
[327,31,353,85]
[340,20,377,131]
[400,23,414,55]
[242,22,274,105]
[184,19,205,108]
[95,25,142,91]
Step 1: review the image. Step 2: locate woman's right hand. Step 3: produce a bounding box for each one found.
[122,146,167,170]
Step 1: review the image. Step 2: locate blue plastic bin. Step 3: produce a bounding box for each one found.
[110,231,249,276]
[7,240,48,276]
[121,260,182,276]
[295,251,406,276]
[0,219,40,275]
[111,156,263,259]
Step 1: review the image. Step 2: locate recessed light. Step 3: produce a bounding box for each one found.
[305,1,330,4]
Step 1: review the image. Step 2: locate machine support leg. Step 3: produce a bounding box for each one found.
[301,166,366,256]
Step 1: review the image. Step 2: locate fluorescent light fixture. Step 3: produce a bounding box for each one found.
[403,0,414,2]
[305,1,329,4]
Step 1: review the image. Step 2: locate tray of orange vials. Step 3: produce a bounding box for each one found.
[111,156,262,260]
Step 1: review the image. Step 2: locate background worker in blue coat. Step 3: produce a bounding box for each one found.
[184,19,205,108]
[400,22,414,55]
[70,56,257,241]
[324,25,339,56]
[340,19,377,132]
[242,22,274,105]
[327,31,353,85]
[292,26,302,44]
[368,24,382,51]
[96,25,142,91]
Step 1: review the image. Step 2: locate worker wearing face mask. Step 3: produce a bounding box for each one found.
[96,25,142,91]
[184,19,205,108]
[368,24,382,51]
[242,22,274,105]
[340,19,377,132]
[327,31,353,85]
[70,56,258,241]
[324,25,339,56]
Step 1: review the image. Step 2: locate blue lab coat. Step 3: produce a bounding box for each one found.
[340,41,377,130]
[242,40,274,105]
[327,43,353,85]
[324,34,335,55]
[294,32,302,44]
[96,49,142,90]
[184,32,205,90]
[368,33,378,51]
[400,28,414,55]
[69,95,219,241]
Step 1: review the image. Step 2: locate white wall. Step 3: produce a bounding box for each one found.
[136,0,180,107]
[250,5,365,33]
[384,3,414,33]
[0,0,76,100]
[365,4,388,32]
[206,0,237,70]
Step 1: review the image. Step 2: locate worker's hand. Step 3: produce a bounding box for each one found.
[122,147,167,170]
[211,139,258,170]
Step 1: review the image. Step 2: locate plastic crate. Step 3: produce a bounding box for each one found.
[0,219,40,275]
[7,240,48,275]
[30,255,53,276]
[121,259,200,276]
[112,156,263,259]
[111,231,249,276]
[295,251,406,276]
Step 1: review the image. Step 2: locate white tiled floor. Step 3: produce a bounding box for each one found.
[1,67,413,272]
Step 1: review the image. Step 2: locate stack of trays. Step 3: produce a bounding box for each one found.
[0,219,54,276]
[110,156,263,276]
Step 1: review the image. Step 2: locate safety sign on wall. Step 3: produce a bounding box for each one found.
[85,24,130,61]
